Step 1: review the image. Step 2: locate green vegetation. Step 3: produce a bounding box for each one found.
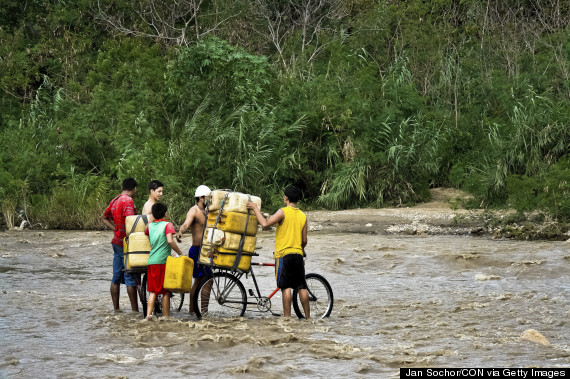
[1,0,568,229]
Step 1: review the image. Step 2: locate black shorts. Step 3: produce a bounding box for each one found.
[275,254,307,290]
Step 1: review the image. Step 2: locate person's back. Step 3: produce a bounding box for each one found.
[275,206,306,258]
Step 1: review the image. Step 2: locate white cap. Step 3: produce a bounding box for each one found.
[195,185,211,197]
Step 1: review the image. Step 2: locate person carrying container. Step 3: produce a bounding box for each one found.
[144,202,184,320]
[101,177,139,313]
[176,185,213,316]
[247,185,311,319]
[141,180,164,222]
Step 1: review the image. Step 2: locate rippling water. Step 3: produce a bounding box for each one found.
[0,230,568,377]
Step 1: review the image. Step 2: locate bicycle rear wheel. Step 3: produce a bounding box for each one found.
[293,273,334,319]
[193,272,247,319]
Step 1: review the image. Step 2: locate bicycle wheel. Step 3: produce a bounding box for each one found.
[170,292,184,312]
[140,274,148,317]
[293,273,334,319]
[193,272,247,319]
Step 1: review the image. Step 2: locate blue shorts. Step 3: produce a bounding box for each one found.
[188,245,212,278]
[112,243,137,286]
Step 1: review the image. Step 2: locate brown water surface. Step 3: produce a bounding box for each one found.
[0,230,568,377]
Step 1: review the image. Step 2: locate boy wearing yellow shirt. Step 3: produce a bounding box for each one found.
[247,185,310,319]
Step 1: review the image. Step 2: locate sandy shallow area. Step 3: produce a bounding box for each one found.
[305,188,485,236]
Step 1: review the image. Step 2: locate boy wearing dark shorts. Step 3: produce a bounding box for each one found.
[247,185,310,319]
[144,203,184,320]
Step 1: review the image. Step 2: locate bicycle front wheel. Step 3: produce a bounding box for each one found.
[293,273,334,319]
[193,272,247,319]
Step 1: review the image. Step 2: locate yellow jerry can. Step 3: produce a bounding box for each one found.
[163,256,194,293]
[207,190,262,214]
[123,232,150,269]
[125,215,149,236]
[200,246,253,272]
[207,211,258,236]
[202,228,257,253]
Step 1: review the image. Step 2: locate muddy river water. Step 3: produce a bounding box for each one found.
[0,229,568,378]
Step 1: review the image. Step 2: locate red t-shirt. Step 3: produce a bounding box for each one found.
[103,194,137,246]
[144,219,176,236]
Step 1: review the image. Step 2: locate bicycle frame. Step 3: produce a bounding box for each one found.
[227,262,281,314]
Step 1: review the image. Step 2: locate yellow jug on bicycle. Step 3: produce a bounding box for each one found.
[207,211,258,236]
[202,228,257,253]
[200,246,253,272]
[207,190,261,214]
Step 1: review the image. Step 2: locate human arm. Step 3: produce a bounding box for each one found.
[101,204,115,230]
[246,202,284,229]
[176,207,195,242]
[166,233,183,257]
[101,214,114,230]
[165,222,183,257]
[301,221,308,256]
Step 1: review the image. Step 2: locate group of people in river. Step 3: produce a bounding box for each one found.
[100,178,311,320]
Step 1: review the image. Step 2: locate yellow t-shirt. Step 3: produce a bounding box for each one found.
[274,206,306,259]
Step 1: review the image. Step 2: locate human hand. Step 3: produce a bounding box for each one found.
[246,201,258,211]
[175,232,182,243]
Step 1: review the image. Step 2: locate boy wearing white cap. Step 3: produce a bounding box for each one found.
[176,185,213,314]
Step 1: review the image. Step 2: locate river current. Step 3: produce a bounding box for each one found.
[0,230,568,377]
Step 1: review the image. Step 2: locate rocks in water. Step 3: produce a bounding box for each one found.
[520,329,550,346]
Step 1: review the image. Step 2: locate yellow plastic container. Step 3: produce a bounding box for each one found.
[123,232,150,269]
[163,256,194,293]
[202,228,257,253]
[208,190,262,214]
[207,211,258,236]
[200,246,253,272]
[125,215,149,236]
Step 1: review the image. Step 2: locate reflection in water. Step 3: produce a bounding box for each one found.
[0,230,568,377]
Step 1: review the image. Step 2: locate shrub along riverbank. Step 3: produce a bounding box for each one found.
[1,1,568,232]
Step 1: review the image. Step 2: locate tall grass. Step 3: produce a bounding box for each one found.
[31,169,112,229]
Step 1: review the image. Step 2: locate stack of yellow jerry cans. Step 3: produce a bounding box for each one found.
[200,190,261,271]
[123,215,150,269]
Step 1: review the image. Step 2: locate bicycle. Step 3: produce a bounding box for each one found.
[191,258,334,320]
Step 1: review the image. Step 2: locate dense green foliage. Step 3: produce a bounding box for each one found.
[1,0,568,229]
